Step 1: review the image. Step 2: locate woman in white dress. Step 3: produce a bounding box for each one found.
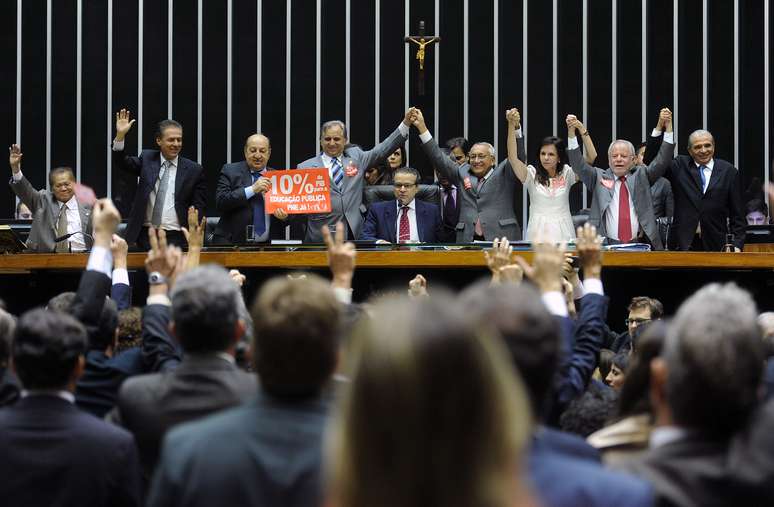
[506,108,592,242]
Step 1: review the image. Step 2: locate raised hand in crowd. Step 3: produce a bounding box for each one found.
[403,106,419,127]
[485,237,522,285]
[515,238,567,293]
[111,234,129,271]
[323,222,356,291]
[407,274,428,297]
[228,269,246,287]
[181,206,206,270]
[656,107,673,132]
[412,108,428,134]
[92,198,122,248]
[506,108,521,129]
[565,115,597,164]
[8,144,22,173]
[144,227,184,294]
[114,108,136,142]
[575,223,603,279]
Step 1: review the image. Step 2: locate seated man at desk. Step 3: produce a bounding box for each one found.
[8,144,92,252]
[360,167,441,244]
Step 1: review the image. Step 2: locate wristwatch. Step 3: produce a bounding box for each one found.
[148,271,168,285]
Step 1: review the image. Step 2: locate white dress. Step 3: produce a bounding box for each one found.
[525,163,577,242]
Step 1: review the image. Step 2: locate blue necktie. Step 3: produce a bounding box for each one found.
[251,172,266,237]
[698,165,707,193]
[331,158,343,188]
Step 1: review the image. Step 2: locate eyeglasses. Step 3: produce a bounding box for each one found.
[393,183,417,190]
[624,318,652,327]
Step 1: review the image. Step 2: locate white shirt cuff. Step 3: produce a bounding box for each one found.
[582,278,604,296]
[87,246,113,277]
[398,122,410,137]
[244,186,255,200]
[11,170,22,182]
[333,287,353,304]
[515,128,523,138]
[147,294,172,306]
[112,139,125,151]
[419,130,433,144]
[572,279,585,300]
[567,137,580,150]
[112,268,129,285]
[663,132,674,144]
[542,291,569,317]
[651,128,663,137]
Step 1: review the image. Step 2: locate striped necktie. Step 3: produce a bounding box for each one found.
[331,158,343,188]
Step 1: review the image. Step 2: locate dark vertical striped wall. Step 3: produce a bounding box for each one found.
[0,0,771,227]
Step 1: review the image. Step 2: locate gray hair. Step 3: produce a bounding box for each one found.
[471,142,496,158]
[321,120,348,139]
[171,264,243,353]
[664,283,763,435]
[687,129,714,149]
[607,140,636,159]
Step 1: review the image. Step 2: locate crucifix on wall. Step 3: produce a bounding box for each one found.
[404,20,440,96]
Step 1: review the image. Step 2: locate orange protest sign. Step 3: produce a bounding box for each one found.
[264,168,332,214]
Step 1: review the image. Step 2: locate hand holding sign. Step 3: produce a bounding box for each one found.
[264,168,332,214]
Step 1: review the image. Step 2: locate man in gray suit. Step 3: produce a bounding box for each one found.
[147,274,341,507]
[111,262,257,477]
[412,109,524,242]
[565,109,674,249]
[296,108,417,242]
[8,144,92,252]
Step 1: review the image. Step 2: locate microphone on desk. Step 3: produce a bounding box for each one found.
[54,231,94,243]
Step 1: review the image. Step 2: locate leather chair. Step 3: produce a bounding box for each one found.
[363,185,441,207]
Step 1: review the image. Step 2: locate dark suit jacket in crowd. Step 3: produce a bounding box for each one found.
[360,199,442,243]
[437,184,461,242]
[0,395,142,507]
[213,161,290,243]
[651,177,674,219]
[529,427,654,507]
[147,389,331,507]
[112,148,207,244]
[9,174,93,252]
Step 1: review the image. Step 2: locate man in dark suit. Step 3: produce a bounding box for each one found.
[111,259,257,476]
[660,129,746,251]
[625,283,764,506]
[9,145,92,252]
[147,274,341,507]
[212,133,291,243]
[436,169,461,243]
[462,227,653,507]
[361,167,441,243]
[112,108,207,249]
[296,108,416,242]
[0,308,141,507]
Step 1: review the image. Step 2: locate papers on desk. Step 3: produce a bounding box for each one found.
[604,243,652,252]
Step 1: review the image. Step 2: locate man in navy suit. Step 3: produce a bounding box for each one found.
[360,167,441,243]
[112,108,207,249]
[212,134,291,244]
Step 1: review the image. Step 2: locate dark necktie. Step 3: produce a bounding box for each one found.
[151,161,171,227]
[55,204,69,253]
[251,172,266,237]
[331,158,343,188]
[698,165,707,193]
[398,206,410,243]
[443,188,457,228]
[618,176,633,243]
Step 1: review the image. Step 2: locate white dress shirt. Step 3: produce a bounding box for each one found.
[604,175,640,241]
[395,199,420,242]
[695,159,714,194]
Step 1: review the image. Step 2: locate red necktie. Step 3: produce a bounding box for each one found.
[618,176,632,243]
[398,206,410,243]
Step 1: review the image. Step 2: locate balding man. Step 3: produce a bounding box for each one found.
[213,134,289,244]
[566,109,675,249]
[664,130,746,251]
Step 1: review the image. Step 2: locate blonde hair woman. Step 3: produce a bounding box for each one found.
[326,295,536,507]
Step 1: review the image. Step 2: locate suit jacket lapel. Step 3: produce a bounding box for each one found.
[385,202,397,243]
[704,162,723,196]
[240,161,254,188]
[687,162,704,195]
[416,201,427,242]
[174,158,185,198]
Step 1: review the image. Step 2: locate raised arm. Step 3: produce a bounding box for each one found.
[506,108,529,183]
[357,108,416,171]
[571,118,598,164]
[565,115,599,189]
[413,109,462,186]
[8,144,45,211]
[644,108,675,184]
[112,108,142,176]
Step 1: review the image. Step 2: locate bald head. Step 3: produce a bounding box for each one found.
[244,134,271,171]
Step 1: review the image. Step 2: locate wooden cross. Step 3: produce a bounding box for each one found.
[404,20,441,96]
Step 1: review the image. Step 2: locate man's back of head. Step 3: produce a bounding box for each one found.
[252,275,340,399]
[664,283,764,436]
[13,308,87,390]
[171,265,243,354]
[461,281,560,417]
